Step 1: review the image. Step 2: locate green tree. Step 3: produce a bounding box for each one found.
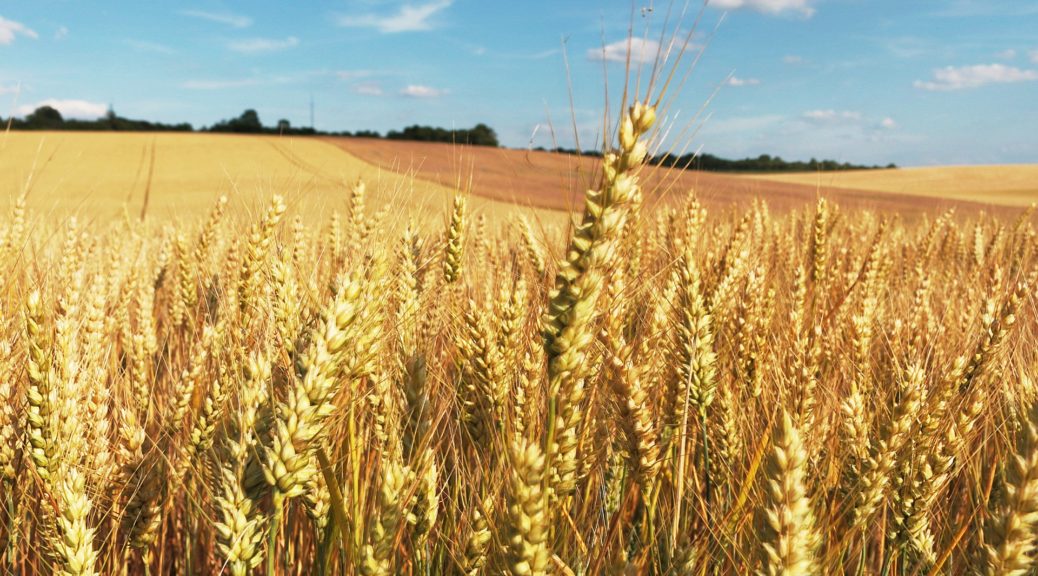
[235,109,262,132]
[26,105,64,128]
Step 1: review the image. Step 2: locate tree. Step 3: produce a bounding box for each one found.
[467,123,498,147]
[234,109,262,132]
[26,105,64,128]
[208,109,264,133]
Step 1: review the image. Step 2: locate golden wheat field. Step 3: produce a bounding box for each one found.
[751,165,1038,207]
[0,131,559,226]
[0,98,1037,576]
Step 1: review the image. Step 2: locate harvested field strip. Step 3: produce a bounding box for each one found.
[322,137,1019,216]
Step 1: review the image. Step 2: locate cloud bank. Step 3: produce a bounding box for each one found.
[914,63,1038,90]
[17,98,107,119]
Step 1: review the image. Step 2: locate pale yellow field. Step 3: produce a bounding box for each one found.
[0,131,559,226]
[747,164,1038,207]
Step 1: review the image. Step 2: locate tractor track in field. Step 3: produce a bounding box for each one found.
[128,137,157,220]
[267,139,342,186]
[139,136,157,220]
[128,138,150,205]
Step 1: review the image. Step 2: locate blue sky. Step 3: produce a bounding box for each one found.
[1,0,1036,166]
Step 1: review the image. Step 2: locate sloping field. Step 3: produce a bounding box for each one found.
[3,131,1027,230]
[322,137,1018,216]
[0,131,557,226]
[747,165,1038,207]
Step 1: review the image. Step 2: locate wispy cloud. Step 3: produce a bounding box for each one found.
[184,70,333,90]
[525,48,559,59]
[181,78,260,90]
[802,109,863,123]
[336,70,374,81]
[879,36,942,59]
[336,0,452,34]
[126,39,175,54]
[400,84,446,98]
[0,83,21,96]
[995,49,1017,60]
[54,26,68,40]
[708,0,816,17]
[180,9,252,28]
[725,75,761,86]
[913,63,1038,91]
[782,54,804,64]
[1031,50,1038,64]
[16,98,107,119]
[353,82,384,96]
[588,38,662,64]
[228,36,299,54]
[880,117,898,129]
[0,16,38,45]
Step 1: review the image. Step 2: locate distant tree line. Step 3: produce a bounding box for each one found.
[385,123,498,146]
[535,146,894,172]
[205,109,316,135]
[5,106,894,171]
[653,152,895,172]
[3,106,498,146]
[3,105,192,132]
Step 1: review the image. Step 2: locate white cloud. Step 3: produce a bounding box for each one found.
[336,0,452,33]
[54,26,68,40]
[802,109,863,123]
[588,37,662,64]
[353,82,384,96]
[880,117,898,129]
[17,98,107,119]
[126,39,175,54]
[725,76,761,86]
[995,49,1017,60]
[180,10,252,28]
[782,54,803,64]
[0,16,38,45]
[913,63,1038,91]
[708,0,815,17]
[228,36,299,54]
[400,84,445,98]
[1031,50,1038,64]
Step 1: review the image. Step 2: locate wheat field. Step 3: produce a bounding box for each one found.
[751,165,1038,207]
[0,99,1036,576]
[0,130,557,226]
